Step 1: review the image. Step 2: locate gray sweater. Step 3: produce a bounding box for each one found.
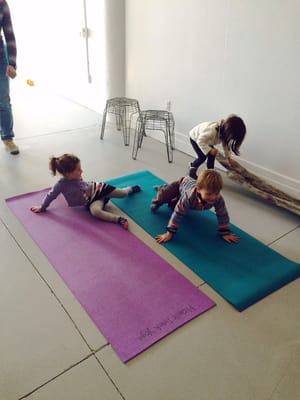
[40,178,99,211]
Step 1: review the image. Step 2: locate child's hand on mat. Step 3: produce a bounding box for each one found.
[222,233,239,243]
[30,206,42,213]
[155,231,173,244]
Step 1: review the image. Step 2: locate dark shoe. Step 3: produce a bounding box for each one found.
[188,163,198,179]
[118,217,128,230]
[130,185,141,194]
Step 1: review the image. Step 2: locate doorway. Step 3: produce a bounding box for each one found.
[9,0,106,112]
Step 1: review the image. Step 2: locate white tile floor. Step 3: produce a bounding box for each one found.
[1,84,300,400]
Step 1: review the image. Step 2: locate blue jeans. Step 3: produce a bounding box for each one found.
[0,55,14,141]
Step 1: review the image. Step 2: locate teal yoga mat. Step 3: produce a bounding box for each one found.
[108,170,300,311]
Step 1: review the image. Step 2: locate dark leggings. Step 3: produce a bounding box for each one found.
[190,138,215,169]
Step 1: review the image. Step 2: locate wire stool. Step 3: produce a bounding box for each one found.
[132,110,175,163]
[100,97,141,146]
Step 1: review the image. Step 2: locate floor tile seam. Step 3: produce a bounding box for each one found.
[17,353,96,400]
[1,217,96,353]
[267,225,300,246]
[265,351,295,400]
[94,353,126,400]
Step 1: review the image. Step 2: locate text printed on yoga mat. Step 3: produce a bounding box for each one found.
[137,304,196,341]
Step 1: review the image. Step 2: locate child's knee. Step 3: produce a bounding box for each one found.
[89,204,98,217]
[89,201,103,217]
[155,191,165,203]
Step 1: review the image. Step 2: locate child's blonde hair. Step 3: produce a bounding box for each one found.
[49,154,80,176]
[196,169,223,193]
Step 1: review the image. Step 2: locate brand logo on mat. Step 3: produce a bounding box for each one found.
[137,304,197,341]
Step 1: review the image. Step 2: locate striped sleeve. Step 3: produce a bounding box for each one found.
[214,196,231,236]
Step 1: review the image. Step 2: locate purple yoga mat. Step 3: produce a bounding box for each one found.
[6,189,215,362]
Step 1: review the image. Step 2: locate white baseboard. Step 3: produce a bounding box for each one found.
[173,131,300,198]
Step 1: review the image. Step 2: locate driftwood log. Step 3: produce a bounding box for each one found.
[215,152,300,217]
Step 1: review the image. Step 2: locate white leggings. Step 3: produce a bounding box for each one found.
[88,187,130,222]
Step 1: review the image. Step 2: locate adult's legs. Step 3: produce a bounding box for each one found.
[0,56,14,141]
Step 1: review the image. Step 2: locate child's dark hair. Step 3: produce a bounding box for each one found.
[196,169,223,193]
[49,154,80,176]
[220,114,246,155]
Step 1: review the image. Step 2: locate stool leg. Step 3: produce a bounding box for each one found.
[132,118,143,159]
[137,116,146,148]
[100,102,108,140]
[170,121,175,150]
[137,108,146,137]
[165,124,173,163]
[115,113,122,131]
[122,110,130,146]
[137,123,144,148]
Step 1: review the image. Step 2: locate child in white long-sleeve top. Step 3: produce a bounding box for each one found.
[188,114,246,179]
[30,154,141,230]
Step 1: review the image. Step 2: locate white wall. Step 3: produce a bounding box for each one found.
[125,0,300,195]
[104,0,125,98]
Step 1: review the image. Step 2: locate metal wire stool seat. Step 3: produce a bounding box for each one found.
[100,97,141,146]
[132,110,175,163]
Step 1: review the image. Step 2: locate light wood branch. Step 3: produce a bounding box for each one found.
[215,153,300,217]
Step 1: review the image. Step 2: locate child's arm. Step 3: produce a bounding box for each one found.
[197,130,216,156]
[30,182,62,213]
[209,147,218,156]
[155,192,190,244]
[155,207,181,243]
[222,143,239,167]
[215,197,239,244]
